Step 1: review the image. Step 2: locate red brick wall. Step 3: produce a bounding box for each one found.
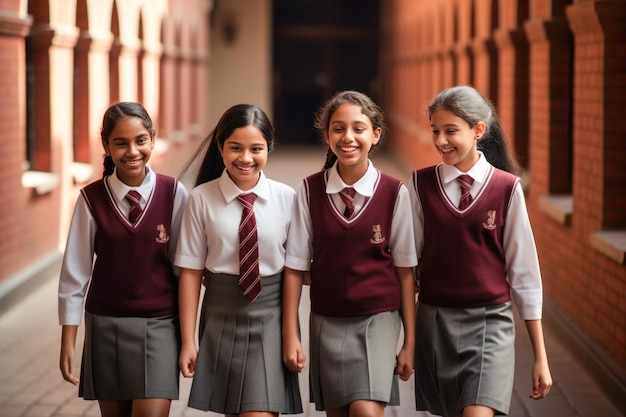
[0,0,209,288]
[380,0,626,380]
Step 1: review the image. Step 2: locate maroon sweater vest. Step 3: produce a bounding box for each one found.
[307,170,402,317]
[414,165,518,308]
[82,174,178,317]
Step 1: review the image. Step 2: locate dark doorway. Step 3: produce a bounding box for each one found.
[273,0,380,145]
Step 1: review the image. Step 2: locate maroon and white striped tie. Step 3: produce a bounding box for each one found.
[237,193,261,302]
[457,174,474,210]
[125,190,142,223]
[340,187,356,218]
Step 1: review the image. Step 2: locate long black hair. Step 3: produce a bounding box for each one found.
[100,102,155,177]
[179,104,275,187]
[314,90,386,170]
[427,85,522,176]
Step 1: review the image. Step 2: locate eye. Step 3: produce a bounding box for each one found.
[333,127,344,133]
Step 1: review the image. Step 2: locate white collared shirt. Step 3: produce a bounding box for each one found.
[285,160,418,271]
[408,153,544,320]
[58,167,189,325]
[174,170,295,276]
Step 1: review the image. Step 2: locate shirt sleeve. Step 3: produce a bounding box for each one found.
[58,194,96,326]
[285,181,314,271]
[408,171,425,261]
[504,183,544,320]
[174,190,210,271]
[390,184,418,267]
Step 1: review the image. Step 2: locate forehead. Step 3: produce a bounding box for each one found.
[330,103,370,124]
[225,125,267,144]
[109,117,150,137]
[430,109,467,126]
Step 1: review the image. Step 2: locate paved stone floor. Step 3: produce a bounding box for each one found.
[0,146,622,416]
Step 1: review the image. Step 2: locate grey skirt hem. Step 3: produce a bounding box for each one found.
[414,301,514,417]
[79,312,180,401]
[309,310,401,411]
[188,272,303,414]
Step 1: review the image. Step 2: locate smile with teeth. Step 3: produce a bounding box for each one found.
[236,164,255,172]
[440,147,455,153]
[339,146,358,152]
[124,159,143,166]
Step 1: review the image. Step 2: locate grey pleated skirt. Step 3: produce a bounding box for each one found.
[414,301,515,417]
[188,272,303,414]
[309,310,401,411]
[79,312,180,401]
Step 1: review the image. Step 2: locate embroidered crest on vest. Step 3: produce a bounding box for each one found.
[155,224,170,243]
[370,224,386,244]
[483,210,497,230]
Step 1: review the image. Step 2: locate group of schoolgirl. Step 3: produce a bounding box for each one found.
[57,86,552,417]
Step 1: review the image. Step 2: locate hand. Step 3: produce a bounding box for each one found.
[59,325,79,385]
[396,347,415,381]
[179,342,198,378]
[59,344,79,385]
[282,334,306,373]
[529,360,552,399]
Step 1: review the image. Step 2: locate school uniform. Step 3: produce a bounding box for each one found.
[58,166,188,400]
[408,153,544,416]
[286,161,417,411]
[174,170,302,414]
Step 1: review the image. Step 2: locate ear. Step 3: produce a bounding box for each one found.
[474,121,486,140]
[323,131,330,145]
[102,140,111,156]
[372,127,382,145]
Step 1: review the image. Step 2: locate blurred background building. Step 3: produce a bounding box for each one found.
[0,0,624,413]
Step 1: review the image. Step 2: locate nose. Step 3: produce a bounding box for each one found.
[433,131,447,146]
[239,150,253,163]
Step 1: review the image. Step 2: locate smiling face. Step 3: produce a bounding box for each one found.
[325,103,381,184]
[102,116,155,187]
[430,108,485,173]
[219,125,268,191]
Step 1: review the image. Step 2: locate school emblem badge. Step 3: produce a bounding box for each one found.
[370,224,386,244]
[155,224,170,243]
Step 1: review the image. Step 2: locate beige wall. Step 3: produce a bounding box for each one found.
[208,0,272,125]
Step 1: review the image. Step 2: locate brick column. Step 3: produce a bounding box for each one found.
[28,25,79,243]
[494,27,530,168]
[524,18,572,195]
[567,1,626,229]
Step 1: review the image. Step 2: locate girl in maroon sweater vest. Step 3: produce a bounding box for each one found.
[283,91,418,417]
[58,102,188,417]
[410,86,552,417]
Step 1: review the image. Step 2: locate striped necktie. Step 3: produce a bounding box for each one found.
[237,193,261,302]
[457,174,474,210]
[340,187,356,218]
[125,190,142,223]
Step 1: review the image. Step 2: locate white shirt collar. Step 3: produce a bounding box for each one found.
[325,160,378,197]
[108,166,155,203]
[439,151,490,185]
[218,169,271,202]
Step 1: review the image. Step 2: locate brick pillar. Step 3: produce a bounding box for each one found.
[29,25,79,244]
[140,42,162,124]
[494,27,530,168]
[567,1,626,229]
[524,18,572,195]
[470,36,498,100]
[159,44,178,141]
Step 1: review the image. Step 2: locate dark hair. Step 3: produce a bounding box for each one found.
[100,102,156,177]
[427,85,521,176]
[314,90,386,170]
[180,104,275,187]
